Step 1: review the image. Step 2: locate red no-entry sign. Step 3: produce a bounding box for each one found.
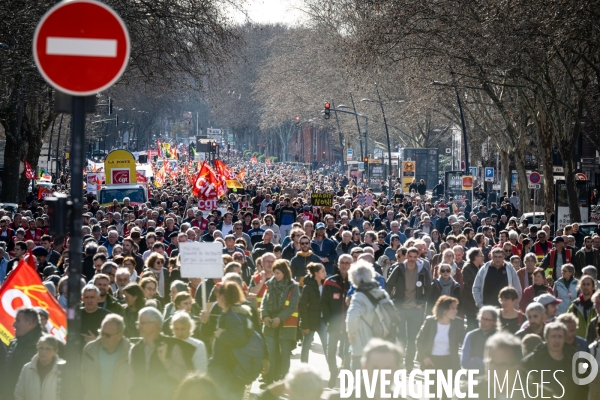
[33,0,130,96]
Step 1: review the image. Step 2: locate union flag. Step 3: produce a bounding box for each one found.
[0,256,67,345]
[24,159,35,180]
[38,186,53,199]
[192,161,219,199]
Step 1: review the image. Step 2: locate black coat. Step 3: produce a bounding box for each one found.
[1,326,44,400]
[208,305,252,385]
[299,274,323,331]
[320,274,351,333]
[428,278,461,314]
[416,316,465,368]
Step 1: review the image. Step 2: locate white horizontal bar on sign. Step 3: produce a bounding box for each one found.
[46,37,117,57]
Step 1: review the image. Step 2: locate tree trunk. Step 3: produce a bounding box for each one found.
[1,135,27,203]
[538,124,555,213]
[514,147,531,214]
[561,148,582,222]
[500,149,510,194]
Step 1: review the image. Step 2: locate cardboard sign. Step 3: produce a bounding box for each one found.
[179,242,225,279]
[311,193,333,207]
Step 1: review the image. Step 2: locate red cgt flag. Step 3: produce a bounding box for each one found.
[0,256,67,345]
[38,186,53,199]
[24,159,35,180]
[192,161,219,199]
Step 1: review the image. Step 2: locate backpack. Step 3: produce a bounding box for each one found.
[357,287,401,342]
[231,312,265,384]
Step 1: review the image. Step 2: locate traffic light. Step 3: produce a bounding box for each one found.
[108,97,113,115]
[363,157,369,168]
[46,193,68,237]
[211,141,217,154]
[324,102,331,119]
[227,142,231,151]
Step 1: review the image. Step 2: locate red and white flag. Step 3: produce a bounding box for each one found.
[0,256,67,345]
[192,161,219,199]
[24,159,36,180]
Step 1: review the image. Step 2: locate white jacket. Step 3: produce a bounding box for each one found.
[14,355,65,400]
[472,261,522,308]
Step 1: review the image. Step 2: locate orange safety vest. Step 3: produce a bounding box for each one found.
[546,248,572,279]
[282,288,299,329]
[533,242,548,265]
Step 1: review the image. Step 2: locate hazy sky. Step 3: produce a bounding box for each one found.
[229,0,307,25]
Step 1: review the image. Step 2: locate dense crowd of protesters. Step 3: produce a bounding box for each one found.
[0,157,599,399]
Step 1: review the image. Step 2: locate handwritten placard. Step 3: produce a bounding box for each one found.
[179,242,224,278]
[311,193,333,207]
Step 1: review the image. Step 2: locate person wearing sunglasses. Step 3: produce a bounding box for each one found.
[289,236,322,283]
[428,263,461,315]
[82,314,132,400]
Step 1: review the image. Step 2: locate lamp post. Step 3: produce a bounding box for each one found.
[360,94,404,199]
[432,75,470,171]
[324,105,369,181]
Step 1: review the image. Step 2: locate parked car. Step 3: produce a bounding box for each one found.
[520,212,545,227]
[577,222,599,237]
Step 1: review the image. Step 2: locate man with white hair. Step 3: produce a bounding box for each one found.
[81,284,111,345]
[130,307,191,400]
[252,229,275,260]
[347,260,392,371]
[259,364,324,400]
[102,230,121,257]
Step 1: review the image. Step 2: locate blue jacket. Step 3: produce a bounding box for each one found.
[310,237,337,275]
[0,257,7,283]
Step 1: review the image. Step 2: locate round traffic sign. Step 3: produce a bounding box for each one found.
[576,173,588,181]
[33,0,130,96]
[529,171,541,185]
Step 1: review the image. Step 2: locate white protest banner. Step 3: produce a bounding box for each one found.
[178,242,224,310]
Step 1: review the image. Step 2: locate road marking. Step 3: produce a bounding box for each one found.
[46,37,117,57]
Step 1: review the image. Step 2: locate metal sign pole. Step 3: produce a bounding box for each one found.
[66,96,85,358]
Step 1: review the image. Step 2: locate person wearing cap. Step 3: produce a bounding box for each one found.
[310,222,337,275]
[31,246,52,277]
[538,236,573,284]
[534,293,561,323]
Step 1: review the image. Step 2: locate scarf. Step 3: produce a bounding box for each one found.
[438,277,454,296]
[265,278,289,316]
[578,294,594,319]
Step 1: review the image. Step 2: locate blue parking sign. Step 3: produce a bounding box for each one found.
[485,167,494,182]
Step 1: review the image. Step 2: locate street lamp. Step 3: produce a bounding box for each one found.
[431,75,469,171]
[361,93,404,199]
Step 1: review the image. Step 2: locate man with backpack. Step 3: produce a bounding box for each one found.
[346,260,397,372]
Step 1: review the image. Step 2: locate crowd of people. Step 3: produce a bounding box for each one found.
[1,157,600,400]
